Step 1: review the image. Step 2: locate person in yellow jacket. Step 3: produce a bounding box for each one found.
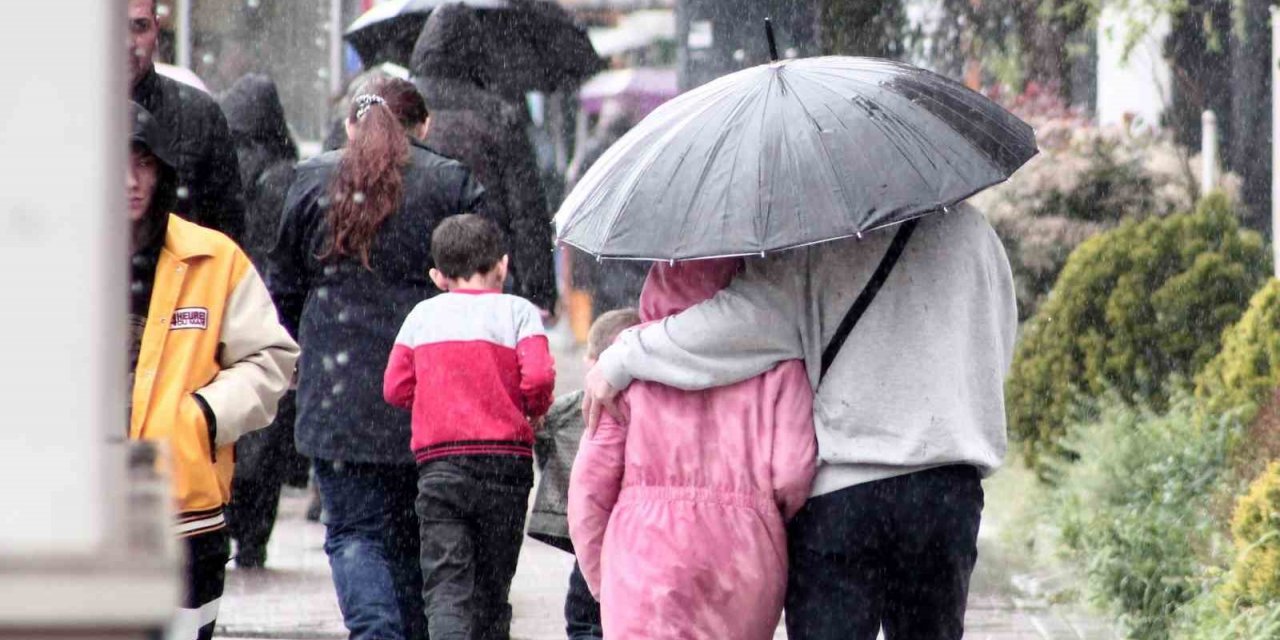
[128,101,300,640]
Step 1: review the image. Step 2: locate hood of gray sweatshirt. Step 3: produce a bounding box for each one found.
[597,203,1018,496]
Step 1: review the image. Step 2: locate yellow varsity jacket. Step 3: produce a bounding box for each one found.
[130,215,299,537]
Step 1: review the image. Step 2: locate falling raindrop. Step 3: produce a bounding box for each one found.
[335,351,350,365]
[176,186,190,200]
[353,192,366,204]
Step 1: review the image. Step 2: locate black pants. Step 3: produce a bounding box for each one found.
[226,472,282,567]
[417,456,533,640]
[176,528,231,640]
[565,561,603,640]
[784,465,984,640]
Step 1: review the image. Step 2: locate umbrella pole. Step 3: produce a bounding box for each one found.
[765,18,779,62]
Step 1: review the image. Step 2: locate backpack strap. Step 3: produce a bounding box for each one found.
[819,218,920,381]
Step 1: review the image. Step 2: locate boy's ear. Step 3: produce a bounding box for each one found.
[429,268,449,292]
[496,254,510,279]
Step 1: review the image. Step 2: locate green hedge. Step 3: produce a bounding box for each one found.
[1224,461,1280,610]
[1007,194,1269,471]
[1197,279,1280,419]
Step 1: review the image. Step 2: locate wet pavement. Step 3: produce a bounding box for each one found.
[220,325,1117,640]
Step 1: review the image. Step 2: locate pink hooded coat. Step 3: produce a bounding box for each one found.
[568,259,817,640]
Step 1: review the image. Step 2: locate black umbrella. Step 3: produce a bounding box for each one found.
[369,0,602,95]
[344,0,507,69]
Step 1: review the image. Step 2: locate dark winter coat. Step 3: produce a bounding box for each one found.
[529,389,585,553]
[220,74,307,486]
[132,66,246,242]
[267,140,485,464]
[412,6,558,311]
[220,75,299,267]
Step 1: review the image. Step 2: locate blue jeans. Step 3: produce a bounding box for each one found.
[315,459,426,640]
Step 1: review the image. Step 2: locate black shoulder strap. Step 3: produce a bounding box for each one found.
[819,218,920,381]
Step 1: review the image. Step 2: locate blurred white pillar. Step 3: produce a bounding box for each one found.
[1272,7,1280,277]
[0,1,176,636]
[175,0,192,68]
[330,0,344,97]
[1202,110,1219,195]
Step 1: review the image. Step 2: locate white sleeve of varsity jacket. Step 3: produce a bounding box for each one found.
[197,263,301,447]
[598,252,807,392]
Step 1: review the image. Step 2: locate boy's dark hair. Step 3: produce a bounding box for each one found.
[431,214,507,279]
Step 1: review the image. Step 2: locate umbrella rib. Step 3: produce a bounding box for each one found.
[666,76,769,259]
[592,77,753,258]
[776,73,854,239]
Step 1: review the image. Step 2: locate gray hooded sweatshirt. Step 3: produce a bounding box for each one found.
[597,204,1018,496]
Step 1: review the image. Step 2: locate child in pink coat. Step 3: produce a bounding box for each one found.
[568,258,817,640]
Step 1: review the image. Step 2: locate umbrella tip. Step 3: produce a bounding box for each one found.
[764,18,779,62]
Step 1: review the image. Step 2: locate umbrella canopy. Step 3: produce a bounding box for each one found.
[579,67,678,117]
[556,56,1038,261]
[344,0,508,69]
[411,0,603,95]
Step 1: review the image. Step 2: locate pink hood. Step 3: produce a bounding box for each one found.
[638,259,742,321]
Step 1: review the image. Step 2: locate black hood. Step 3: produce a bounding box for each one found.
[130,101,179,223]
[410,3,492,90]
[130,100,177,171]
[220,74,298,162]
[409,3,519,114]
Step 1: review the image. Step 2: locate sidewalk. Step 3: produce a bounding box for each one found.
[218,325,1115,639]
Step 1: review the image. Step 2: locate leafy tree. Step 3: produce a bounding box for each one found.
[1197,278,1280,418]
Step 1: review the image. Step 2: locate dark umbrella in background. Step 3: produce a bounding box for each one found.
[348,0,603,94]
[344,0,508,69]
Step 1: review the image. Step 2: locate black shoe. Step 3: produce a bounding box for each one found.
[234,547,267,569]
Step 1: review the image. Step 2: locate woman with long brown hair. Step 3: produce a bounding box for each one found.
[268,77,483,640]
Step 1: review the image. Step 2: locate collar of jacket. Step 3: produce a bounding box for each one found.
[131,66,161,106]
[163,214,216,261]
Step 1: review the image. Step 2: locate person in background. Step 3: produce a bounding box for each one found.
[565,100,648,319]
[126,0,246,241]
[268,77,483,640]
[219,73,308,568]
[127,101,299,640]
[528,308,640,640]
[568,259,815,640]
[384,214,556,640]
[410,3,558,315]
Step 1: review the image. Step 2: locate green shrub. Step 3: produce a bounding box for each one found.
[1007,194,1269,471]
[1049,396,1241,639]
[1223,462,1280,610]
[1197,279,1280,419]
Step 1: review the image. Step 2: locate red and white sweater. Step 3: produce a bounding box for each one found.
[384,289,555,463]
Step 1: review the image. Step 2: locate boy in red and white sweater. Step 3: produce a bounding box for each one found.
[384,214,555,639]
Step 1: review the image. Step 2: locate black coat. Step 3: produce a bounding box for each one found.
[220,75,306,485]
[221,75,299,267]
[267,141,485,464]
[412,6,558,311]
[132,67,246,242]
